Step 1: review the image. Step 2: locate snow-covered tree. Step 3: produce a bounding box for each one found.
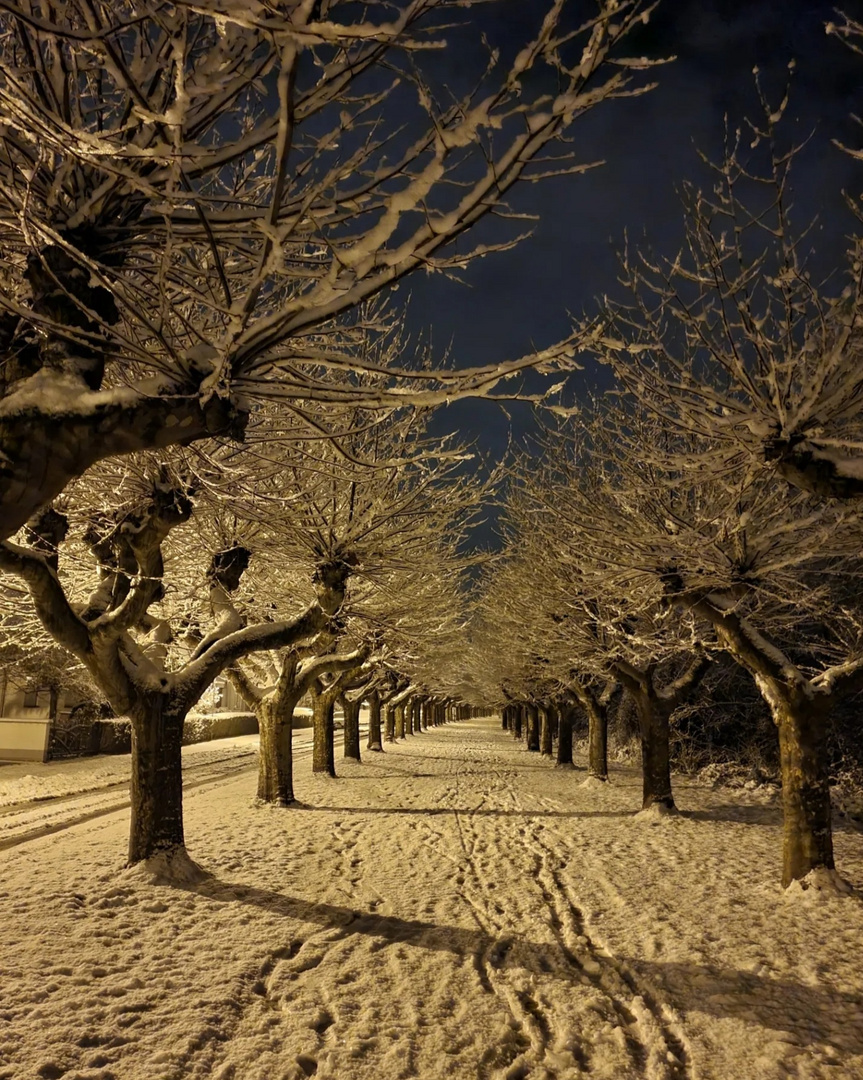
[0,0,661,539]
[588,80,863,500]
[555,402,863,887]
[479,441,709,807]
[0,458,356,868]
[218,397,482,795]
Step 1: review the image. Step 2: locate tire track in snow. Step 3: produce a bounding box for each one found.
[0,740,326,850]
[0,755,259,851]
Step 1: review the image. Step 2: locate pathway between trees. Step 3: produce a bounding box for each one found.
[1,719,862,1080]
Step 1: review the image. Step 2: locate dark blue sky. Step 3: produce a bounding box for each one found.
[403,0,862,474]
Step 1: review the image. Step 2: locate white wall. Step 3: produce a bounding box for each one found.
[0,717,51,762]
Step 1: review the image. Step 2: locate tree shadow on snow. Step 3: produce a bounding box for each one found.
[682,804,862,834]
[295,805,635,819]
[681,804,780,827]
[620,957,863,1056]
[168,876,863,1057]
[187,879,573,980]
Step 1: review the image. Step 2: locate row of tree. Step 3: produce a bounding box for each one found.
[0,0,663,877]
[1,393,494,869]
[4,2,863,896]
[467,98,863,891]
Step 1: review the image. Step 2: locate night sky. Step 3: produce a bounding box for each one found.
[401,0,863,486]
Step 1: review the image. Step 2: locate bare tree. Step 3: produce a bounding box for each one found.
[229,640,368,803]
[556,404,863,887]
[587,79,863,501]
[0,0,661,538]
[478,457,708,811]
[0,468,349,869]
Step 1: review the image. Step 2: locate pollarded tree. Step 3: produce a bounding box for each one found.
[218,397,483,791]
[562,402,863,888]
[588,79,863,500]
[0,464,346,869]
[0,0,662,538]
[482,465,708,808]
[229,639,370,804]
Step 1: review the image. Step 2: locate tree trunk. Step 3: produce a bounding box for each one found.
[312,692,336,777]
[556,704,574,767]
[343,698,361,761]
[774,692,835,887]
[384,702,396,742]
[367,691,383,751]
[633,690,674,811]
[256,697,296,805]
[539,704,553,756]
[587,699,609,782]
[128,696,186,864]
[525,703,540,752]
[395,702,406,739]
[513,706,523,739]
[502,708,509,731]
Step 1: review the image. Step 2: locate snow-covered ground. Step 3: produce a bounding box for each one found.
[0,717,861,1080]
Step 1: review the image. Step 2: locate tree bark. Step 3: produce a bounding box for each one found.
[586,699,608,781]
[571,684,609,781]
[367,691,383,751]
[525,703,540,752]
[312,689,337,777]
[384,702,396,742]
[256,696,296,805]
[632,689,674,811]
[513,706,523,739]
[682,593,837,884]
[395,702,406,739]
[556,704,574,767]
[549,702,559,742]
[773,692,835,887]
[539,704,553,756]
[128,696,186,864]
[343,697,361,761]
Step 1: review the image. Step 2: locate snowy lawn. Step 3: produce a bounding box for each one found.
[0,717,861,1080]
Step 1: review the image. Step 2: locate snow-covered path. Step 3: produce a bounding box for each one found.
[1,718,862,1080]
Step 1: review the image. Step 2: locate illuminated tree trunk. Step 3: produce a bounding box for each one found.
[571,684,609,781]
[556,704,574,767]
[128,696,185,864]
[539,704,553,756]
[631,689,674,811]
[256,696,296,805]
[587,698,609,782]
[525,703,540,752]
[312,686,337,777]
[384,702,396,742]
[343,698,361,762]
[367,691,383,751]
[772,692,834,887]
